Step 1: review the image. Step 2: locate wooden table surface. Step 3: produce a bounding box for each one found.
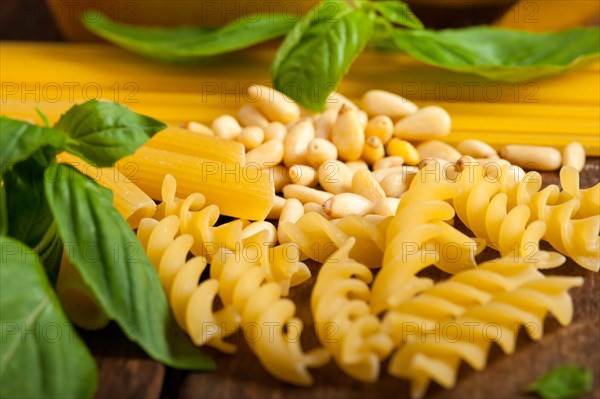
[82,158,600,399]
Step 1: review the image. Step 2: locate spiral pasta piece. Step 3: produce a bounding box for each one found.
[385,258,583,398]
[138,216,240,353]
[279,212,388,268]
[371,163,483,314]
[311,238,393,382]
[557,166,600,218]
[210,249,330,386]
[453,160,565,268]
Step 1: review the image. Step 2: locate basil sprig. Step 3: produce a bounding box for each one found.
[82,0,600,111]
[524,365,593,399]
[1,101,214,398]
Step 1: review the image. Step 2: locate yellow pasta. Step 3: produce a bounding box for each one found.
[56,152,156,228]
[145,126,246,165]
[210,250,329,386]
[384,256,583,398]
[312,238,393,382]
[453,159,565,268]
[493,164,600,271]
[118,146,274,220]
[371,163,483,314]
[279,211,389,268]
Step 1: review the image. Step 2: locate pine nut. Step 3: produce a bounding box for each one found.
[236,126,264,150]
[357,110,369,129]
[361,90,418,118]
[323,193,374,218]
[365,115,394,144]
[237,104,269,128]
[362,136,385,165]
[331,105,365,161]
[246,140,284,168]
[373,155,405,171]
[314,109,338,139]
[394,106,451,140]
[345,161,370,175]
[185,121,214,136]
[373,197,401,217]
[283,184,333,205]
[243,221,277,247]
[303,202,332,219]
[500,144,562,171]
[306,138,338,166]
[266,195,286,219]
[325,91,358,111]
[417,140,462,162]
[247,84,300,124]
[562,142,586,172]
[278,198,305,243]
[288,165,318,187]
[318,160,353,194]
[351,169,386,203]
[380,173,409,197]
[283,120,315,166]
[372,166,418,185]
[211,115,242,140]
[386,139,420,164]
[264,122,287,141]
[456,139,497,158]
[269,165,291,193]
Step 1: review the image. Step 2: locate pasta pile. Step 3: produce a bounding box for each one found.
[115,86,598,396]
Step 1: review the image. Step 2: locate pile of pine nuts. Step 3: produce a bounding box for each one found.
[186,85,587,226]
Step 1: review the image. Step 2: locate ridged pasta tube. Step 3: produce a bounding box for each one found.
[371,163,483,314]
[312,238,393,382]
[384,256,582,398]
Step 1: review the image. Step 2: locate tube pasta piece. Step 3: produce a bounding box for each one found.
[56,152,156,228]
[118,146,274,220]
[371,163,483,315]
[384,257,582,399]
[211,251,328,385]
[453,161,565,268]
[312,238,393,382]
[279,212,386,268]
[145,126,246,165]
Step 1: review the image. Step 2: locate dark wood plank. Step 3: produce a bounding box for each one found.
[177,158,600,399]
[81,323,165,399]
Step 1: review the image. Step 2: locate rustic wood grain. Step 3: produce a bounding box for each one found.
[81,324,165,399]
[84,159,599,399]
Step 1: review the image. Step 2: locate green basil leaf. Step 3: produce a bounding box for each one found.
[45,165,215,370]
[0,117,67,168]
[370,1,423,30]
[0,236,97,399]
[272,0,374,111]
[0,182,6,236]
[54,100,165,167]
[525,365,593,399]
[388,26,600,82]
[4,159,63,282]
[83,12,297,63]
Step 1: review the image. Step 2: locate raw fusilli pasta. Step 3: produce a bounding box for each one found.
[371,163,483,314]
[384,256,582,399]
[211,249,330,385]
[311,238,393,382]
[279,211,388,268]
[453,159,565,268]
